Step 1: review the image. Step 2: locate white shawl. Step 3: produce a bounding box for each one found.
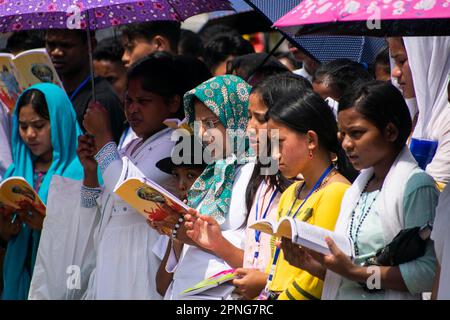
[322,147,420,300]
[404,37,450,183]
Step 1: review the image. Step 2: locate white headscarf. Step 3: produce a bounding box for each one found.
[403,37,450,183]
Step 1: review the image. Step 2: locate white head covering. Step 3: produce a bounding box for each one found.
[404,37,450,183]
[404,37,450,139]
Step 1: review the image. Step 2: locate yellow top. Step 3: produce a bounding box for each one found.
[265,181,350,300]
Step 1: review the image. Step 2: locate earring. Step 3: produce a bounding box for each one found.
[309,149,313,159]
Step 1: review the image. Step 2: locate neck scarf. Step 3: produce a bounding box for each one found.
[184,75,251,224]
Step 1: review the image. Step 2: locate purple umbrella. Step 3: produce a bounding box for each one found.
[0,0,231,98]
[0,0,232,32]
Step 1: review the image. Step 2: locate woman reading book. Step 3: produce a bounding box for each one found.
[181,74,310,299]
[283,81,438,300]
[77,53,184,299]
[0,83,83,299]
[184,78,351,300]
[158,75,256,300]
[246,85,350,300]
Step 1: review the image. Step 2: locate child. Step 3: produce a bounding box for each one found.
[151,135,207,296]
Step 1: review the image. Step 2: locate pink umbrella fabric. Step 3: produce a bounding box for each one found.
[274,0,450,36]
[0,0,231,32]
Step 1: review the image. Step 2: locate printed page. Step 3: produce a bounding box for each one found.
[248,218,277,236]
[13,48,63,89]
[274,216,296,239]
[294,221,353,256]
[0,53,21,112]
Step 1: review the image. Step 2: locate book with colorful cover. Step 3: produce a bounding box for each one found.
[114,176,189,223]
[0,176,46,215]
[0,48,63,112]
[180,269,235,298]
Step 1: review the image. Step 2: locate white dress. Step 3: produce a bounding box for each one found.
[0,102,12,180]
[84,128,177,300]
[164,162,255,300]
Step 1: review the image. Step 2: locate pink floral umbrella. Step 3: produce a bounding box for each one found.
[274,0,450,36]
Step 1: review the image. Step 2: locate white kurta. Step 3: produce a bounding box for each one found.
[84,128,177,300]
[164,162,255,300]
[0,102,12,180]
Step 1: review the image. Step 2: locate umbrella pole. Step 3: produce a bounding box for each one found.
[85,10,96,101]
[248,34,286,79]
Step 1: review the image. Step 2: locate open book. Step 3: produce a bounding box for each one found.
[163,118,192,133]
[114,176,189,222]
[0,48,63,112]
[0,176,46,215]
[180,269,235,299]
[249,216,354,257]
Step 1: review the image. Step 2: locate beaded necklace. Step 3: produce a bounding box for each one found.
[348,174,381,257]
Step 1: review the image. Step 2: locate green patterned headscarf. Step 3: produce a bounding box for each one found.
[184,75,251,224]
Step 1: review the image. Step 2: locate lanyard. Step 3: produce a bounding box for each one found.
[262,164,334,294]
[253,184,278,264]
[69,75,92,101]
[290,164,334,218]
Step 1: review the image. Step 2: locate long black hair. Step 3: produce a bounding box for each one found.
[265,81,349,180]
[244,74,312,214]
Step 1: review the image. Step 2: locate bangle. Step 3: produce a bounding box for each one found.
[171,216,185,240]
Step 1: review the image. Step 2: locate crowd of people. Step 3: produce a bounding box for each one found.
[0,20,449,300]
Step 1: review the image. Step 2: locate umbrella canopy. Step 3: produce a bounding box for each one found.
[245,0,386,64]
[202,0,269,34]
[0,0,232,32]
[274,0,450,36]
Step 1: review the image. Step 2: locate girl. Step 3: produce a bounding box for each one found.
[285,81,438,300]
[1,83,83,299]
[162,75,255,300]
[183,74,311,299]
[79,53,182,299]
[263,87,350,300]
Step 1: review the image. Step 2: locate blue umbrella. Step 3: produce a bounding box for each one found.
[245,0,386,64]
[208,0,252,20]
[202,0,270,34]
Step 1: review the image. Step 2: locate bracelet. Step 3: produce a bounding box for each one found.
[171,216,185,240]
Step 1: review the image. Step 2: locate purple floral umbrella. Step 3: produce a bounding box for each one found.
[0,0,231,98]
[0,0,232,32]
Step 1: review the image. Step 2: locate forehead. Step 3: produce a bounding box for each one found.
[194,100,217,118]
[18,104,45,120]
[267,118,290,133]
[248,92,267,112]
[388,38,406,56]
[46,30,84,44]
[173,166,203,175]
[338,107,368,126]
[126,79,157,96]
[93,60,121,75]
